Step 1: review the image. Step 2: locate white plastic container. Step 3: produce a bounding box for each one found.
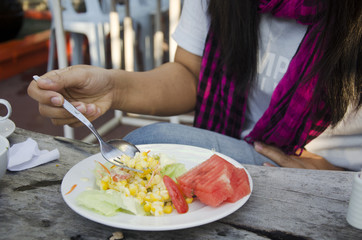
[0,135,9,179]
[346,172,362,230]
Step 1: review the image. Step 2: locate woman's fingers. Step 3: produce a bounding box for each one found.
[38,104,68,119]
[39,101,101,126]
[254,141,303,168]
[254,142,344,170]
[52,106,101,127]
[263,162,276,167]
[38,101,84,118]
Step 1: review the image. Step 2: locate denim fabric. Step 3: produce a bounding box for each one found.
[124,122,277,166]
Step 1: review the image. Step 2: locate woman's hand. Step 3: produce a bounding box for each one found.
[27,65,116,127]
[254,142,344,170]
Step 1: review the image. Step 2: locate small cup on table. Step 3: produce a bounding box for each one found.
[0,99,12,121]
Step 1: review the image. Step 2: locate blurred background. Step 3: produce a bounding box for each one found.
[0,0,192,142]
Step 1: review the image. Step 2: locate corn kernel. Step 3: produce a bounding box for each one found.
[128,159,135,168]
[144,202,151,212]
[120,180,127,186]
[108,183,117,190]
[139,186,147,193]
[138,180,146,187]
[145,193,152,202]
[100,181,108,190]
[163,205,173,214]
[150,193,161,202]
[186,198,193,204]
[141,161,148,168]
[150,201,164,216]
[160,190,170,201]
[129,184,138,196]
[153,175,161,185]
[137,192,146,201]
[150,160,158,169]
[135,163,143,170]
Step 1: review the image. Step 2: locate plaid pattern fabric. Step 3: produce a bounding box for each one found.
[194,0,331,155]
[194,31,248,138]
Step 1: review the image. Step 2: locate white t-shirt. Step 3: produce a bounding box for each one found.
[172,0,362,171]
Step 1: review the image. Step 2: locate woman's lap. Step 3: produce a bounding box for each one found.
[124,122,275,166]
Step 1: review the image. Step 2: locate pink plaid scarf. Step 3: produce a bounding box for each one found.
[194,0,331,155]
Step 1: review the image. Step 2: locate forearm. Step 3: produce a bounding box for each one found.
[109,62,198,116]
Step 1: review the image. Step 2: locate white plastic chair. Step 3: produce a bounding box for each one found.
[131,0,169,71]
[48,0,120,69]
[48,0,193,141]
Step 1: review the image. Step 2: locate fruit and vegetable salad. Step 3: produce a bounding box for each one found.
[76,151,251,217]
[76,151,191,216]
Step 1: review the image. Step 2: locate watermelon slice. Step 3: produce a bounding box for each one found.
[225,167,250,203]
[177,154,233,196]
[177,154,250,207]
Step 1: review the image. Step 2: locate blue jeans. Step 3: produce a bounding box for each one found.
[124,122,276,166]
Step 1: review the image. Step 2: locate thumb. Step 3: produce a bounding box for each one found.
[35,75,61,91]
[37,66,87,91]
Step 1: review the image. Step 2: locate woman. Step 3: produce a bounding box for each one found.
[28,0,361,170]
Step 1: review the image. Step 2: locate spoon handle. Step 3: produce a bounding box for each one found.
[62,99,94,127]
[61,99,102,139]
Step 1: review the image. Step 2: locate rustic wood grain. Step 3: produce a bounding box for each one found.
[0,128,360,240]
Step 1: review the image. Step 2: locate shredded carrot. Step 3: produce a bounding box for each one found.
[97,161,111,175]
[65,184,77,195]
[146,164,160,188]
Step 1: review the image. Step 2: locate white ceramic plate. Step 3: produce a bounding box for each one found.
[0,119,15,138]
[61,144,253,231]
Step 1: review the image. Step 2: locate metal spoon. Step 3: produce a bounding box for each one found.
[33,75,141,172]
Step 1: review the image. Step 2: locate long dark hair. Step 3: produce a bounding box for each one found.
[208,0,361,126]
[207,0,260,93]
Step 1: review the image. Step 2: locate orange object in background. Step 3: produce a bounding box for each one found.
[0,9,79,82]
[0,30,50,81]
[0,9,51,81]
[24,10,52,21]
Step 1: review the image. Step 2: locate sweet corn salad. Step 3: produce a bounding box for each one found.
[94,151,191,216]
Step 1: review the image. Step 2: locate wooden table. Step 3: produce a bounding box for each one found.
[0,128,361,239]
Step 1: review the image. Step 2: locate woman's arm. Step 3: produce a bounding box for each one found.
[27,47,201,127]
[111,47,201,116]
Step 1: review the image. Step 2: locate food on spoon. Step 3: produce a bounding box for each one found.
[177,154,251,207]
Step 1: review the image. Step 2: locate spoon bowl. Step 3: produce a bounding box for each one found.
[107,139,140,157]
